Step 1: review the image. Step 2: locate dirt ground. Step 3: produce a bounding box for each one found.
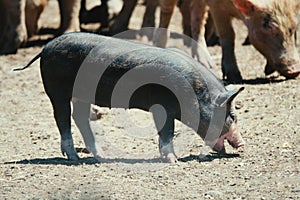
[0,0,299,199]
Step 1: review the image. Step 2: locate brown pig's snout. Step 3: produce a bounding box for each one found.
[278,63,300,79]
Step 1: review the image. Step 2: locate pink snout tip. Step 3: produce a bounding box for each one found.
[227,137,245,149]
[283,65,300,79]
[233,140,245,154]
[206,132,245,155]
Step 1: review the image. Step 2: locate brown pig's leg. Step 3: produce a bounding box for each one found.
[153,0,177,47]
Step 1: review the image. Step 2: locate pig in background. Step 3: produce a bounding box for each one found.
[210,0,300,81]
[0,0,81,54]
[174,0,300,82]
[3,0,300,83]
[91,0,300,82]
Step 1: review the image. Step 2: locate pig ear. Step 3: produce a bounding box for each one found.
[215,87,245,107]
[232,0,258,16]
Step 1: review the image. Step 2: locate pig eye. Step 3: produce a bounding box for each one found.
[263,14,272,29]
[224,113,236,131]
[229,112,237,122]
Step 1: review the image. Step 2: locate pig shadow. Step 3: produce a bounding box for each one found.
[224,77,286,85]
[20,27,60,49]
[3,153,239,166]
[22,28,57,48]
[179,153,240,163]
[242,77,288,85]
[21,38,53,48]
[4,157,98,166]
[38,27,58,35]
[4,157,162,166]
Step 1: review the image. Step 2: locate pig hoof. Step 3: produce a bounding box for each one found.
[159,140,177,163]
[61,139,79,161]
[225,72,243,84]
[68,154,80,161]
[161,154,178,163]
[62,149,79,161]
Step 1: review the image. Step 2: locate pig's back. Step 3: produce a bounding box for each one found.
[40,33,225,103]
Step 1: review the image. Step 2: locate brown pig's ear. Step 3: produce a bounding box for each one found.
[215,87,245,107]
[232,0,258,16]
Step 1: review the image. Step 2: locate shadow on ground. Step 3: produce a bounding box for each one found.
[179,153,240,162]
[3,153,240,166]
[223,77,287,85]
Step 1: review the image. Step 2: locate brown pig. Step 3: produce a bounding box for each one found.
[155,0,300,82]
[207,0,300,81]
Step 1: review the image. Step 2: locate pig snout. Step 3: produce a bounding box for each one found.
[278,63,300,79]
[207,123,245,154]
[224,122,245,151]
[269,46,300,79]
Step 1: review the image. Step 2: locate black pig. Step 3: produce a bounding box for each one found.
[16,33,245,162]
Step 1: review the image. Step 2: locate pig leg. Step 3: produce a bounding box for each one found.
[190,0,209,61]
[140,0,159,40]
[142,0,158,28]
[153,0,177,47]
[72,100,98,158]
[178,0,192,46]
[50,97,79,160]
[57,0,81,34]
[152,110,176,163]
[205,13,219,46]
[208,5,242,82]
[109,0,138,35]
